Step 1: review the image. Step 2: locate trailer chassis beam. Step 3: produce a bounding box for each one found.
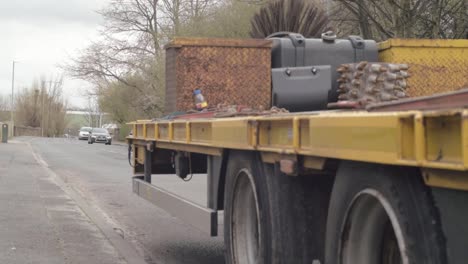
[132,176,218,236]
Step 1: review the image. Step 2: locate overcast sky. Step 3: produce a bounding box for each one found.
[0,0,108,108]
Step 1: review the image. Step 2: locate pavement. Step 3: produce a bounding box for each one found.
[0,140,126,264]
[0,137,224,264]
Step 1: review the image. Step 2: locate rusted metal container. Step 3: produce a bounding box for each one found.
[378,39,468,97]
[165,38,272,113]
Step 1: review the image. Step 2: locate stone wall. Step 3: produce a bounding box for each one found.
[14,126,41,137]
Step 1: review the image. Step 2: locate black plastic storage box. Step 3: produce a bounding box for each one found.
[269,32,378,110]
[272,66,332,112]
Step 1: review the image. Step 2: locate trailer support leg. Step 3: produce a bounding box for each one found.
[207,156,223,210]
[144,149,152,183]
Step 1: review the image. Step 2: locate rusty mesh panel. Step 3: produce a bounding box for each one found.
[165,48,177,113]
[165,39,272,113]
[379,40,468,97]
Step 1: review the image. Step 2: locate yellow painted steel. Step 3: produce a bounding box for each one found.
[156,142,222,156]
[211,119,254,150]
[185,122,191,143]
[190,122,212,143]
[398,116,415,160]
[414,113,426,165]
[258,119,293,149]
[128,109,468,172]
[378,39,468,97]
[154,123,159,140]
[423,169,468,191]
[172,122,186,142]
[168,123,174,142]
[307,114,401,164]
[159,123,169,140]
[145,123,155,139]
[136,145,145,165]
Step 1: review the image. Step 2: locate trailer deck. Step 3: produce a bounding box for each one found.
[128,108,468,191]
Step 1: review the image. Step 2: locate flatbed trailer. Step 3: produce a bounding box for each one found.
[128,106,468,264]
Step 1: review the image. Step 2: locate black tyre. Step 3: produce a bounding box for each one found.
[325,162,447,264]
[224,152,269,264]
[224,151,333,264]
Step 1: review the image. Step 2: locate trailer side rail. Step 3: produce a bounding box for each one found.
[129,109,468,172]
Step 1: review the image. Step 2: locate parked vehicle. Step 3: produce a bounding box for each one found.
[88,128,112,145]
[78,127,92,140]
[126,36,468,264]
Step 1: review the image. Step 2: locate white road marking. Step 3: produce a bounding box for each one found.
[27,141,149,264]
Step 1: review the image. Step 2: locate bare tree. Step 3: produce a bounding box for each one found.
[0,94,10,112]
[15,76,68,137]
[83,96,102,127]
[65,0,227,122]
[64,0,174,120]
[0,94,10,121]
[65,0,217,88]
[332,0,468,40]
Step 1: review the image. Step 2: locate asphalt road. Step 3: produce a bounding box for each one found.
[12,137,225,264]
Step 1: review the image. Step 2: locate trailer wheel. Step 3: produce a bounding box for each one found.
[325,162,447,264]
[224,151,333,264]
[224,152,269,264]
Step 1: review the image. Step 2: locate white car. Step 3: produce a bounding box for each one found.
[78,127,92,140]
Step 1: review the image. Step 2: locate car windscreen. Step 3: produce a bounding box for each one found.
[80,127,92,132]
[92,128,108,133]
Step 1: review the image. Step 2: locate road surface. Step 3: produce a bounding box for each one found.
[3,137,224,264]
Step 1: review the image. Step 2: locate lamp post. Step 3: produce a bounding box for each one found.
[10,61,18,124]
[324,0,330,16]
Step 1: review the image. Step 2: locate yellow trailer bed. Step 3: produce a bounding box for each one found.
[129,109,468,191]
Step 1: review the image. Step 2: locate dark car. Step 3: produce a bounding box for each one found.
[88,128,112,145]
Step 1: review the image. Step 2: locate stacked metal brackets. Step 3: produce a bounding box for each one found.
[336,62,410,105]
